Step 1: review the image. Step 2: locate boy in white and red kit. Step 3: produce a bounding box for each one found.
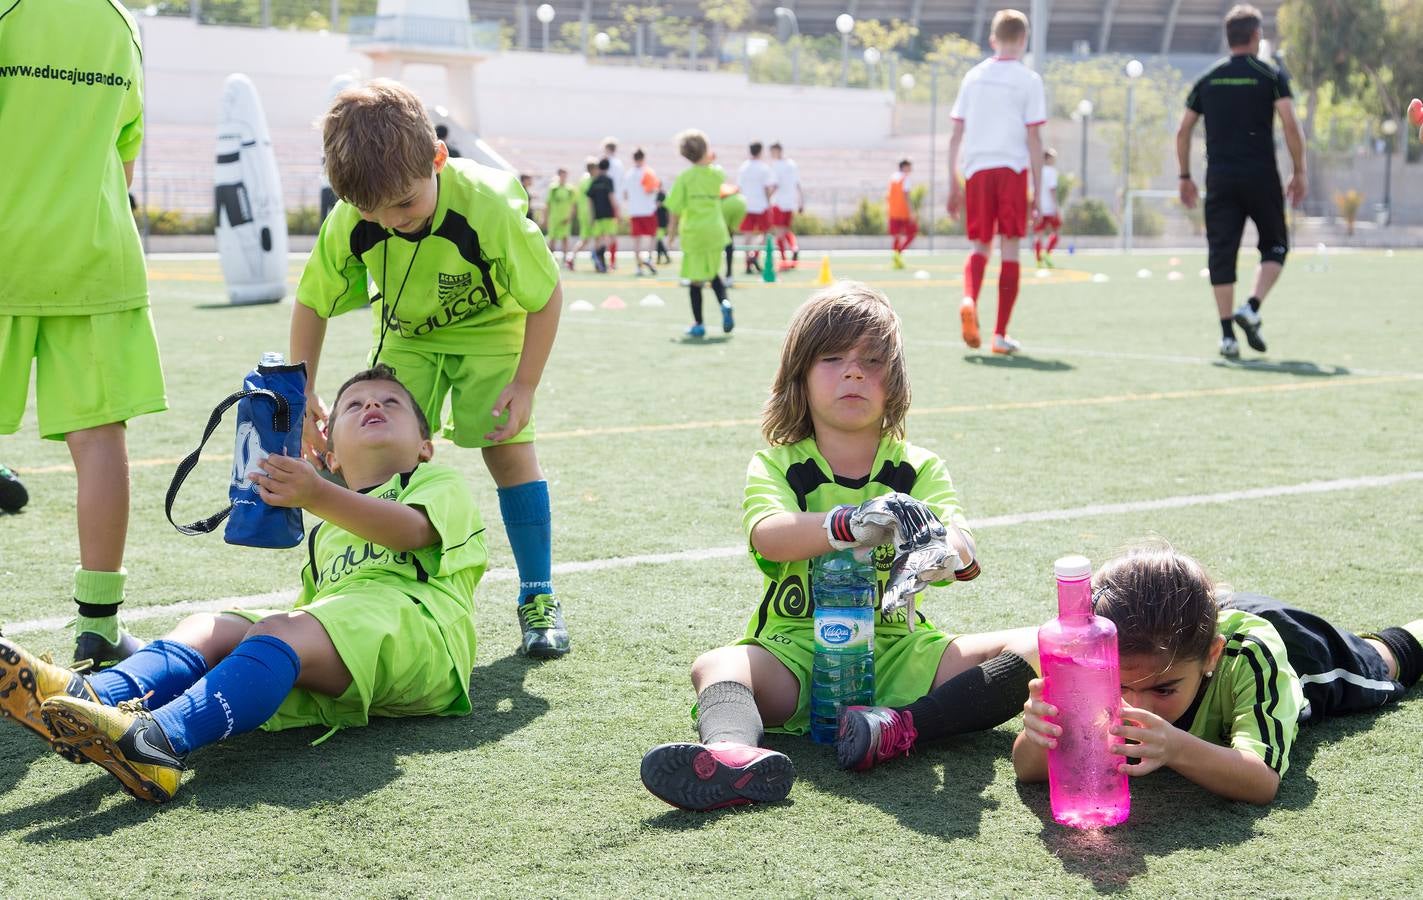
[1034,148,1061,267]
[947,8,1045,355]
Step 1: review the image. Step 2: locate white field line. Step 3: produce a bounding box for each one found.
[8,471,1422,636]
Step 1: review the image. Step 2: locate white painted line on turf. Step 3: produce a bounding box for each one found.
[9,471,1423,637]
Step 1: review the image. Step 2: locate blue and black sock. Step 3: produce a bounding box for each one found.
[151,634,300,755]
[88,639,209,708]
[498,479,553,605]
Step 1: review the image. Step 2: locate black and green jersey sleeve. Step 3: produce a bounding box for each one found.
[1178,609,1305,776]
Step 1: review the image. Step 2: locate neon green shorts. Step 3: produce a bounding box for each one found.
[0,308,167,440]
[547,219,573,240]
[679,237,724,283]
[375,344,535,448]
[225,585,474,732]
[590,217,619,238]
[737,620,960,735]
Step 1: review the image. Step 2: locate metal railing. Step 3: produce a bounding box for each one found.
[347,15,501,53]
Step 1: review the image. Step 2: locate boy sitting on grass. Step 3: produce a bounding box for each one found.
[0,365,486,804]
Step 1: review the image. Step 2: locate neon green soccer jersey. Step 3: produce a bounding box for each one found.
[545,180,576,228]
[0,0,147,315]
[741,435,971,637]
[1177,609,1305,776]
[721,192,748,233]
[297,159,560,357]
[665,164,731,253]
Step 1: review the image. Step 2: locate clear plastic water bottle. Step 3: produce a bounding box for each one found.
[809,549,876,744]
[260,351,285,366]
[1038,555,1130,828]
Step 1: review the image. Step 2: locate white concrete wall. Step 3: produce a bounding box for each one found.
[137,17,893,146]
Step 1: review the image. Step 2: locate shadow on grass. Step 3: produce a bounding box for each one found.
[785,729,1016,842]
[1,653,548,841]
[963,354,1075,372]
[1212,359,1354,377]
[1018,709,1397,893]
[674,335,733,346]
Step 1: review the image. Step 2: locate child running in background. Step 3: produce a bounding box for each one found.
[1033,148,1061,268]
[886,159,917,270]
[664,129,733,339]
[1015,544,1423,804]
[639,282,1040,811]
[0,365,486,803]
[947,8,1046,355]
[654,190,672,265]
[586,159,619,273]
[571,156,597,271]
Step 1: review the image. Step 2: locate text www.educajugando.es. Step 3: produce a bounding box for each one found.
[0,63,131,89]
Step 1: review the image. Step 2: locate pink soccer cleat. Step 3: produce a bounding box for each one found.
[835,705,919,771]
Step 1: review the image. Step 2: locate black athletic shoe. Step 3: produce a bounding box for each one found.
[640,741,795,811]
[1232,304,1267,352]
[0,465,27,513]
[517,594,570,658]
[74,630,146,671]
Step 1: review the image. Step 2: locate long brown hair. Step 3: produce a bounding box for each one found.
[1092,543,1220,664]
[761,282,910,446]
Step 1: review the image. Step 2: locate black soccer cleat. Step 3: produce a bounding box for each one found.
[640,741,795,811]
[1232,305,1267,353]
[74,630,146,671]
[517,594,570,659]
[0,465,27,513]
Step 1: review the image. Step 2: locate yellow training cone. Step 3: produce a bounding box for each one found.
[815,254,833,286]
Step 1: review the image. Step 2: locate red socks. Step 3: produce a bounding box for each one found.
[1047,233,1059,254]
[1033,239,1042,262]
[996,261,1020,337]
[609,240,618,267]
[775,234,788,261]
[964,253,988,301]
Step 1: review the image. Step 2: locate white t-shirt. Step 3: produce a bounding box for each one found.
[737,158,776,214]
[1040,165,1059,215]
[949,57,1047,179]
[623,164,659,217]
[606,155,626,197]
[770,157,801,212]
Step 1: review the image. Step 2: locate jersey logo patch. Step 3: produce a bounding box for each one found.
[438,272,472,302]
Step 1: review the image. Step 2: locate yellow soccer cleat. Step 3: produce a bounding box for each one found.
[42,695,185,803]
[0,637,97,760]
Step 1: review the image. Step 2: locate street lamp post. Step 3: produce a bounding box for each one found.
[1075,98,1093,198]
[1122,59,1143,245]
[535,4,555,53]
[836,13,854,87]
[774,7,801,86]
[1381,118,1398,227]
[863,46,881,89]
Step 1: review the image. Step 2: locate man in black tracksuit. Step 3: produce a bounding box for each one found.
[1176,4,1306,359]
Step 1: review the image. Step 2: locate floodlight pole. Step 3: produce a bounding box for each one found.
[928,64,938,252]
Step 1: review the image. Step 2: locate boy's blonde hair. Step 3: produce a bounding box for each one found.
[762,282,910,446]
[322,79,437,211]
[991,9,1029,43]
[677,129,709,164]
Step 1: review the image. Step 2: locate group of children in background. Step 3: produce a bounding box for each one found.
[3,1,1420,821]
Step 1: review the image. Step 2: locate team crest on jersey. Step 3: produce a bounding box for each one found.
[379,488,399,500]
[438,272,472,302]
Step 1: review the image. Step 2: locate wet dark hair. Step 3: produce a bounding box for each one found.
[633,148,645,162]
[597,158,610,171]
[749,141,763,156]
[330,363,431,446]
[1091,543,1220,664]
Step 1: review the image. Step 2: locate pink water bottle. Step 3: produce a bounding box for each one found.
[1038,555,1130,828]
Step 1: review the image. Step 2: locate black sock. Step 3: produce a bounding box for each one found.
[725,244,734,276]
[1247,296,1261,313]
[689,284,704,324]
[896,652,1035,743]
[711,275,727,303]
[1221,318,1236,340]
[697,681,763,746]
[1374,627,1423,688]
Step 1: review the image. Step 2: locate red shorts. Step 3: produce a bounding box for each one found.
[739,210,771,232]
[1034,213,1062,232]
[965,167,1029,242]
[769,207,794,228]
[630,214,658,237]
[888,217,917,237]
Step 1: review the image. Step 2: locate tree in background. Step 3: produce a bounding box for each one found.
[700,0,752,69]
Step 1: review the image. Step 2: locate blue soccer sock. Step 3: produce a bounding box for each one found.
[498,479,553,604]
[87,639,209,708]
[152,634,300,756]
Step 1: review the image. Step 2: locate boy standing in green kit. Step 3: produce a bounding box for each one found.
[289,79,569,658]
[0,0,168,667]
[665,129,733,339]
